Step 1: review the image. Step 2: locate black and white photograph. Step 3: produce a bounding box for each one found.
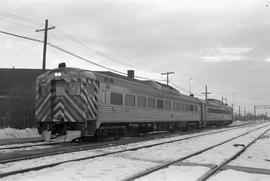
[0,0,270,180]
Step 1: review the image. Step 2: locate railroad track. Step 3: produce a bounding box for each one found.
[0,122,257,164]
[0,141,66,152]
[0,122,266,179]
[197,128,270,181]
[123,124,270,181]
[0,121,255,153]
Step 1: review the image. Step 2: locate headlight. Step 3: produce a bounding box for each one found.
[54,72,62,77]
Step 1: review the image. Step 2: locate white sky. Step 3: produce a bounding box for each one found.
[1,0,270,114]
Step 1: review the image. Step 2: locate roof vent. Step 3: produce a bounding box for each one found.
[127,70,134,79]
[58,62,66,68]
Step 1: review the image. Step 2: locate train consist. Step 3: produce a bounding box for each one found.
[35,63,233,141]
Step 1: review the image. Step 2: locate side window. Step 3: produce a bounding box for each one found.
[101,90,106,104]
[190,105,193,112]
[69,82,80,95]
[178,103,183,112]
[125,95,135,106]
[173,102,178,111]
[165,101,171,110]
[194,105,198,112]
[185,104,190,111]
[110,92,123,105]
[148,98,155,108]
[157,99,164,109]
[138,96,146,107]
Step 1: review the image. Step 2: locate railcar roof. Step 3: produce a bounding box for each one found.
[206,99,232,109]
[95,71,181,96]
[39,67,198,99]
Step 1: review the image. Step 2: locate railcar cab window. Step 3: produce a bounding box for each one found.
[157,99,164,109]
[165,101,171,110]
[68,82,80,95]
[148,98,155,108]
[55,81,66,96]
[111,92,123,105]
[125,95,135,106]
[138,96,146,107]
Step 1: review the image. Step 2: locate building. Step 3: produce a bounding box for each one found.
[0,68,43,128]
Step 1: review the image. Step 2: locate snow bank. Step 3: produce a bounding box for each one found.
[0,127,39,139]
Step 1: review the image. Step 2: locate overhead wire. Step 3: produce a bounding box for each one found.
[0,29,157,81]
[0,12,166,82]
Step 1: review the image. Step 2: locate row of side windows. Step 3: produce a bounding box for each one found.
[109,92,198,112]
[208,108,231,114]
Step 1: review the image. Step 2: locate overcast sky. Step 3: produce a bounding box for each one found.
[1,0,270,114]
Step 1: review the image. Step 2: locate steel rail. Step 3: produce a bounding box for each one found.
[0,122,257,165]
[123,124,270,181]
[0,142,65,151]
[197,128,270,181]
[0,123,267,179]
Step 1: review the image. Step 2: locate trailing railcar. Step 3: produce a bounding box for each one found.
[35,63,232,142]
[203,99,233,126]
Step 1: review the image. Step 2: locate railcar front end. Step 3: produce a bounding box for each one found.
[35,65,99,142]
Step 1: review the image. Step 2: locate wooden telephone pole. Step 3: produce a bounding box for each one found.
[36,19,55,72]
[161,72,175,86]
[201,85,211,100]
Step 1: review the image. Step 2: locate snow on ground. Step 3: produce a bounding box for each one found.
[0,128,39,139]
[183,125,270,165]
[137,166,210,181]
[1,123,268,181]
[209,169,270,181]
[0,122,261,174]
[229,129,270,169]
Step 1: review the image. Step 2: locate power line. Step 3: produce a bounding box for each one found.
[47,42,127,75]
[0,30,43,43]
[0,11,42,25]
[0,29,172,82]
[56,31,135,68]
[0,12,160,79]
[1,29,207,98]
[0,29,126,75]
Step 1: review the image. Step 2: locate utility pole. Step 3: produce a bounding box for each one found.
[254,105,256,120]
[36,19,55,72]
[232,91,235,121]
[238,105,241,117]
[189,77,192,95]
[161,72,175,86]
[244,107,246,117]
[201,85,211,100]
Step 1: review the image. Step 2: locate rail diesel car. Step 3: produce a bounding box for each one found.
[35,63,233,142]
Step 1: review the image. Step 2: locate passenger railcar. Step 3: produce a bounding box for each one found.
[203,99,233,126]
[35,63,232,141]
